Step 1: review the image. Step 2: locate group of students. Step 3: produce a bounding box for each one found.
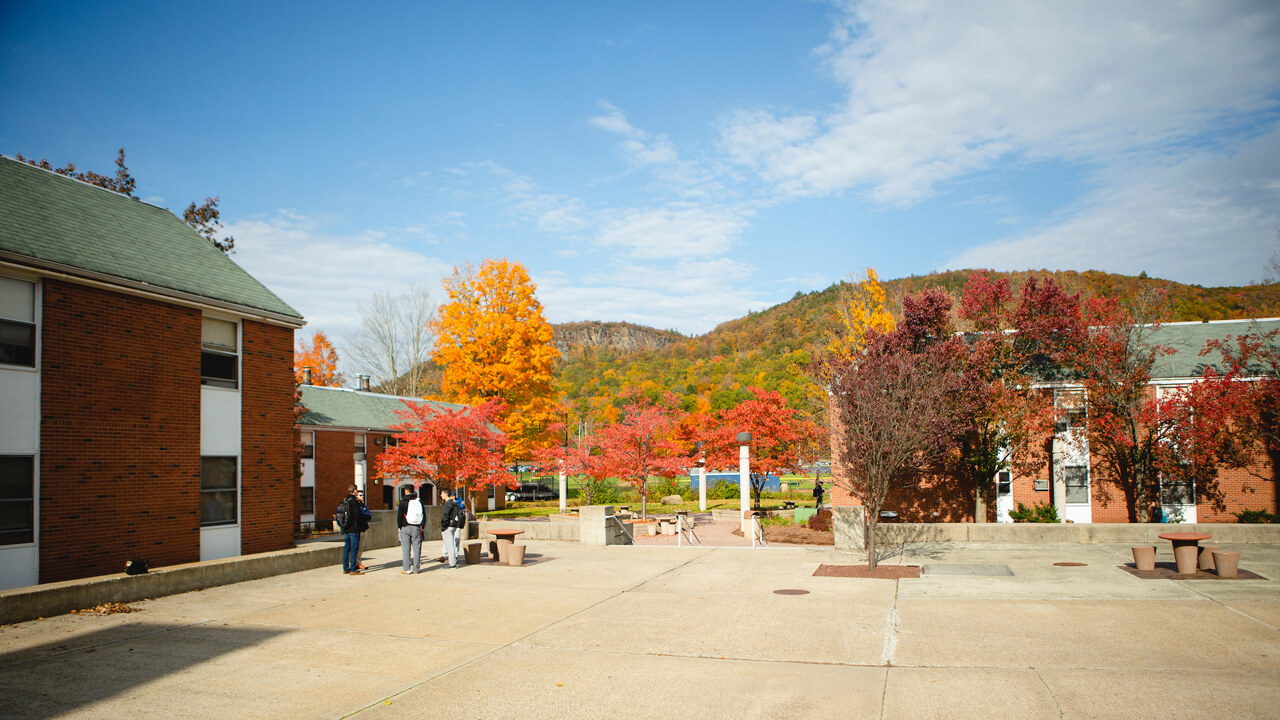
[396,485,470,574]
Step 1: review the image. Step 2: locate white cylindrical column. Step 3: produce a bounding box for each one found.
[738,432,752,535]
[558,461,567,514]
[698,465,707,513]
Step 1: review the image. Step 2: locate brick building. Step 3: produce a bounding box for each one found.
[829,317,1279,525]
[296,384,505,530]
[0,157,304,589]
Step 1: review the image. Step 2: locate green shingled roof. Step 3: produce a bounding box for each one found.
[0,156,302,323]
[1148,318,1280,379]
[298,386,471,431]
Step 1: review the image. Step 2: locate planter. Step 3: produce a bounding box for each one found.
[1131,546,1156,571]
[633,520,658,536]
[1212,551,1240,578]
[506,544,527,566]
[660,520,676,536]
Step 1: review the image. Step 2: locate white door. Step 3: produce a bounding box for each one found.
[487,484,496,511]
[995,471,1014,523]
[1063,465,1092,524]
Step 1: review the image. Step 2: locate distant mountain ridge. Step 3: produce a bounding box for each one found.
[552,321,683,356]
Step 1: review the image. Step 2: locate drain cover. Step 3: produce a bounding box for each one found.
[1054,562,1087,567]
[773,589,810,595]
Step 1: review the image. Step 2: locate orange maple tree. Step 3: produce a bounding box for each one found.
[294,330,344,387]
[432,258,560,461]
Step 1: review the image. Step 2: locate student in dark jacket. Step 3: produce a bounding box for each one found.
[339,484,363,575]
[813,480,825,510]
[398,486,426,574]
[439,489,465,568]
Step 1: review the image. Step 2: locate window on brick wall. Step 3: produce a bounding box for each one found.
[354,433,366,460]
[201,317,239,389]
[301,431,314,459]
[0,456,35,545]
[0,276,36,368]
[300,486,315,515]
[200,457,238,526]
[1063,466,1089,504]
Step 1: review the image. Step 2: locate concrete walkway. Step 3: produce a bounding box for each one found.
[2,541,1277,719]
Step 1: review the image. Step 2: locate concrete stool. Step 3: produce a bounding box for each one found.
[496,538,513,564]
[506,544,526,566]
[1198,545,1221,572]
[1131,546,1157,571]
[463,541,482,565]
[1212,550,1240,578]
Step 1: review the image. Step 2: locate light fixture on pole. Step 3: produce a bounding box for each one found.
[737,432,752,535]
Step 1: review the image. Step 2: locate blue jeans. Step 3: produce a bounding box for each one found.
[343,532,361,572]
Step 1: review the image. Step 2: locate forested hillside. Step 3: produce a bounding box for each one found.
[554,269,1280,423]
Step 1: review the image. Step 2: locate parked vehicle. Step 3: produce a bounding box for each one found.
[505,481,557,502]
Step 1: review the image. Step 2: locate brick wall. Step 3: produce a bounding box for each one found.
[315,430,354,525]
[39,280,201,582]
[239,320,297,554]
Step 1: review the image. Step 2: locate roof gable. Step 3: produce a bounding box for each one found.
[0,157,301,323]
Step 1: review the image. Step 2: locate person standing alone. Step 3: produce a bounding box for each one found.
[398,486,425,574]
[339,484,363,575]
[813,480,825,510]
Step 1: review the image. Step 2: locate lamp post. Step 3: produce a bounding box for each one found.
[738,432,752,535]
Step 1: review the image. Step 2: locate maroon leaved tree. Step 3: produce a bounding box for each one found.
[828,334,954,569]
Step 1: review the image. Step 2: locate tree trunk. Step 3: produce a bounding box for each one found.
[867,509,878,571]
[640,480,648,520]
[973,479,988,524]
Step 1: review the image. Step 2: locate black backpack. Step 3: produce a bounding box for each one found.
[335,499,351,532]
[451,501,467,529]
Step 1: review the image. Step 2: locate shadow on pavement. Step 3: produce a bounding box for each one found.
[0,622,287,720]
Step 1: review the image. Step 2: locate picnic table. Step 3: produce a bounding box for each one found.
[486,528,525,564]
[1158,531,1211,575]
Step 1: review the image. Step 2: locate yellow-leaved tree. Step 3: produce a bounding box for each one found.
[432,259,561,461]
[825,268,896,363]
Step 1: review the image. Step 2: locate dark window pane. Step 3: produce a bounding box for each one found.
[1161,480,1193,505]
[301,487,315,514]
[0,501,34,544]
[0,456,34,500]
[201,490,237,525]
[201,351,238,388]
[200,457,236,490]
[201,457,237,526]
[0,320,35,367]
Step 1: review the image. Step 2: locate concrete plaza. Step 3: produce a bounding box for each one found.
[1,540,1277,719]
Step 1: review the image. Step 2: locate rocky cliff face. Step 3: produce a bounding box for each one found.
[553,321,683,356]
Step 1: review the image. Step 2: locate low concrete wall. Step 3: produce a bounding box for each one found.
[0,541,343,626]
[474,519,580,542]
[834,512,1280,551]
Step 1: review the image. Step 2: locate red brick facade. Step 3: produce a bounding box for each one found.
[36,280,299,583]
[240,320,298,554]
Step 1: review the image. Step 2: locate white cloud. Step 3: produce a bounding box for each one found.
[588,101,643,139]
[595,205,751,260]
[722,1,1280,203]
[227,212,452,340]
[942,126,1280,285]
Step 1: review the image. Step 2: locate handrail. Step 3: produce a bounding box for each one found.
[677,514,701,546]
[751,515,768,548]
[608,514,634,544]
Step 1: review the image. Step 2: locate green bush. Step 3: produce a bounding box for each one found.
[1008,502,1060,523]
[1234,509,1278,524]
[587,479,623,505]
[709,480,739,500]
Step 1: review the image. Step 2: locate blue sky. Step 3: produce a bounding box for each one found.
[3,1,1278,356]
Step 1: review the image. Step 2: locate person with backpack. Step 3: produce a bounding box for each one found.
[813,480,825,510]
[439,489,466,568]
[337,484,363,575]
[398,486,426,574]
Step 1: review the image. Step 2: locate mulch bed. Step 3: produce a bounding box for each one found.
[813,564,921,579]
[1118,563,1268,581]
[731,525,836,545]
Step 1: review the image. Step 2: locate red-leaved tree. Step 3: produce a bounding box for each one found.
[376,398,513,498]
[597,390,689,519]
[828,333,954,569]
[704,387,823,509]
[531,423,612,506]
